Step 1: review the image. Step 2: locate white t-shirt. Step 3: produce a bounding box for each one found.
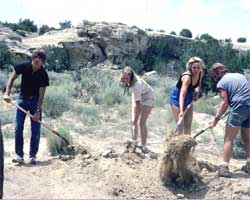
[130,77,153,101]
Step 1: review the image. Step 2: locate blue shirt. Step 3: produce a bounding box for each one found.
[217,73,250,110]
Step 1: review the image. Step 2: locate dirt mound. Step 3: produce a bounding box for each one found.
[160,135,201,187]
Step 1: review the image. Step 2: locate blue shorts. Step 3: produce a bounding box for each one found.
[227,105,250,128]
[169,86,193,107]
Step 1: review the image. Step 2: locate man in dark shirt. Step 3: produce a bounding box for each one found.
[3,49,49,164]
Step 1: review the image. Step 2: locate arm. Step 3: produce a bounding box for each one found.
[179,75,191,116]
[33,87,47,122]
[3,72,18,103]
[194,71,204,101]
[209,88,229,127]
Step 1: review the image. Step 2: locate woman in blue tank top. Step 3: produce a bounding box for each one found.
[169,57,204,135]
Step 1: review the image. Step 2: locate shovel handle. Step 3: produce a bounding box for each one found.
[10,101,70,145]
[174,103,193,133]
[192,111,230,139]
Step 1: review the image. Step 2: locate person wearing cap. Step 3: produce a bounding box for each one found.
[209,63,250,178]
[3,48,49,165]
[169,57,204,135]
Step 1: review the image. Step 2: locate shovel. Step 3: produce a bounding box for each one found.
[192,110,230,139]
[10,101,71,146]
[174,103,193,134]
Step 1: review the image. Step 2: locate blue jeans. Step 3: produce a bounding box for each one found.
[15,96,41,158]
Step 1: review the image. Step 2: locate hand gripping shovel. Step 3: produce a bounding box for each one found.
[10,101,71,146]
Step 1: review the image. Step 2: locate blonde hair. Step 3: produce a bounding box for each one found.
[120,66,138,87]
[186,57,204,72]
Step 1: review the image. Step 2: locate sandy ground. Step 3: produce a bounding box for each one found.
[1,103,250,199]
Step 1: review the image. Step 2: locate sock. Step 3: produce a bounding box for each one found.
[222,161,229,166]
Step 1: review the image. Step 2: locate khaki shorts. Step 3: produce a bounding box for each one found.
[141,90,155,107]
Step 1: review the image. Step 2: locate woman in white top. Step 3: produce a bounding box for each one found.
[120,66,155,153]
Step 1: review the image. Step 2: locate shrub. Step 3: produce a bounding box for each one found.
[0,110,13,125]
[97,83,125,105]
[0,42,14,67]
[169,31,176,35]
[47,71,73,86]
[59,20,72,29]
[0,73,7,93]
[71,68,128,105]
[17,18,37,32]
[194,96,220,115]
[43,45,70,72]
[127,58,144,73]
[43,86,71,118]
[179,28,192,38]
[72,104,99,125]
[45,128,73,156]
[237,37,247,43]
[145,28,153,31]
[39,25,50,35]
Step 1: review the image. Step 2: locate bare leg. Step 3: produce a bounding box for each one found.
[171,105,184,135]
[223,124,239,163]
[184,104,193,135]
[140,105,153,146]
[241,128,250,159]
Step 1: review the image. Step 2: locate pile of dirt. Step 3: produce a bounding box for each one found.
[160,135,201,187]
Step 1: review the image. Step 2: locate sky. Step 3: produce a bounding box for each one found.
[1,0,250,43]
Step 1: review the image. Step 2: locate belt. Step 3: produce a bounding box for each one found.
[21,95,34,99]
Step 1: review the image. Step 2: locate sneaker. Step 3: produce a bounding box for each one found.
[241,162,250,174]
[29,157,36,165]
[218,165,231,178]
[141,146,150,154]
[12,155,24,164]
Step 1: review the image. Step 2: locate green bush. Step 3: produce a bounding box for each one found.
[43,45,70,72]
[97,83,125,105]
[0,42,14,67]
[48,71,73,86]
[44,128,73,156]
[43,86,71,118]
[179,28,192,38]
[0,73,7,93]
[194,96,220,115]
[169,31,176,35]
[72,104,99,125]
[71,68,125,105]
[237,37,247,43]
[59,20,72,29]
[39,25,53,35]
[0,110,13,125]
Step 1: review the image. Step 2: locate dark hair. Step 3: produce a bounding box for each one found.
[32,48,46,62]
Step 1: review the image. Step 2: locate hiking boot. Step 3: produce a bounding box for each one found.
[12,155,24,164]
[218,165,231,178]
[29,157,36,165]
[241,162,250,174]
